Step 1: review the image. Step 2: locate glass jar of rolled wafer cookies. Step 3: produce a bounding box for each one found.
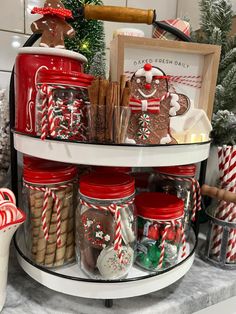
[22,160,78,268]
[76,173,136,280]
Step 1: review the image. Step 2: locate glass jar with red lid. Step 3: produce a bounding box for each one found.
[136,192,186,271]
[35,69,94,141]
[76,172,136,280]
[22,160,78,268]
[154,165,201,233]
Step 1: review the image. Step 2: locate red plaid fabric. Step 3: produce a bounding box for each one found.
[153,19,190,41]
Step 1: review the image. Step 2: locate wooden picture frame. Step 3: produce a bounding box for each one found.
[110,35,221,119]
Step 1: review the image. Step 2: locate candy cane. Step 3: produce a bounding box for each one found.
[158,219,186,269]
[158,173,201,222]
[0,188,16,204]
[0,200,18,227]
[39,84,49,141]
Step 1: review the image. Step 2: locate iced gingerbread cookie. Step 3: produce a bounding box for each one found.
[96,246,134,280]
[31,0,75,48]
[80,209,114,249]
[126,63,190,145]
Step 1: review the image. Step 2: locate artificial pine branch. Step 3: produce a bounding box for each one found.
[220,47,236,70]
[62,0,106,76]
[196,0,236,146]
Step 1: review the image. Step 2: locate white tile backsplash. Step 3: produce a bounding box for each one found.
[127,0,177,20]
[25,0,42,35]
[0,0,24,33]
[104,0,178,47]
[0,72,11,93]
[0,31,29,72]
[177,0,200,30]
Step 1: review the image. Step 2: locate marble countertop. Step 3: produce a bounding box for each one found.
[2,235,236,314]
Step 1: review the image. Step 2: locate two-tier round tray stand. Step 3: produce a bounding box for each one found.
[10,34,209,308]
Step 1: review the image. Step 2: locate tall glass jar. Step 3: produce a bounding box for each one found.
[35,69,94,141]
[154,165,200,233]
[76,173,136,280]
[135,192,185,271]
[23,159,78,268]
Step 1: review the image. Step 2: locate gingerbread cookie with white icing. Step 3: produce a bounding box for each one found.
[126,64,190,145]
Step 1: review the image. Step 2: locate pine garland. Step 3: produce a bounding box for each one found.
[62,0,106,76]
[195,0,236,146]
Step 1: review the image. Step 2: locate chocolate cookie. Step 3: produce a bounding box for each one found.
[80,208,114,249]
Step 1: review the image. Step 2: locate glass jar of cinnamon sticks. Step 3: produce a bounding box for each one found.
[87,76,132,144]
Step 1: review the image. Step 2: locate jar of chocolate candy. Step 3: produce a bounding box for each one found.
[35,69,93,141]
[155,165,201,232]
[22,160,78,268]
[136,192,186,271]
[76,173,136,280]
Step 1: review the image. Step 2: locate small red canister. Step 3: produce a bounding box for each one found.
[22,161,78,268]
[15,47,87,135]
[136,192,186,271]
[35,69,93,141]
[76,173,136,279]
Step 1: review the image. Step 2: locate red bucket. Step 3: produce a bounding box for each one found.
[14,47,87,135]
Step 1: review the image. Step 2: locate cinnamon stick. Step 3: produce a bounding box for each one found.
[120,74,126,103]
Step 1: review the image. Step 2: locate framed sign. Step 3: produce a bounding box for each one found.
[110,36,221,144]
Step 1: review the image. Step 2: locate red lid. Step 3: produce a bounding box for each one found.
[91,166,131,174]
[154,164,196,177]
[79,173,135,199]
[37,69,94,87]
[135,192,184,220]
[23,155,49,166]
[23,161,78,184]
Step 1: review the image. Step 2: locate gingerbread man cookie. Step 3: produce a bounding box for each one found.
[31,0,75,48]
[126,64,190,145]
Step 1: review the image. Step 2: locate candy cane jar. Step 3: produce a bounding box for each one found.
[76,173,136,280]
[35,69,94,141]
[154,165,201,234]
[22,161,78,268]
[136,192,186,271]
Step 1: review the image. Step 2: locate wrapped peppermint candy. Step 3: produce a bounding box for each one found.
[136,192,186,271]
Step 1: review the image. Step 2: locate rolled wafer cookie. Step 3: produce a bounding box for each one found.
[45,188,71,267]
[35,196,54,264]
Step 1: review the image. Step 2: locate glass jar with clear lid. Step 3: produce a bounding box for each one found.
[22,158,78,268]
[154,165,201,232]
[136,192,186,271]
[35,69,94,141]
[76,172,136,280]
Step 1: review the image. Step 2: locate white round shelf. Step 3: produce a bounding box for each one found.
[14,133,210,167]
[15,229,195,300]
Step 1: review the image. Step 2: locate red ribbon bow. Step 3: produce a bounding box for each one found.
[129,93,170,114]
[31,7,73,18]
